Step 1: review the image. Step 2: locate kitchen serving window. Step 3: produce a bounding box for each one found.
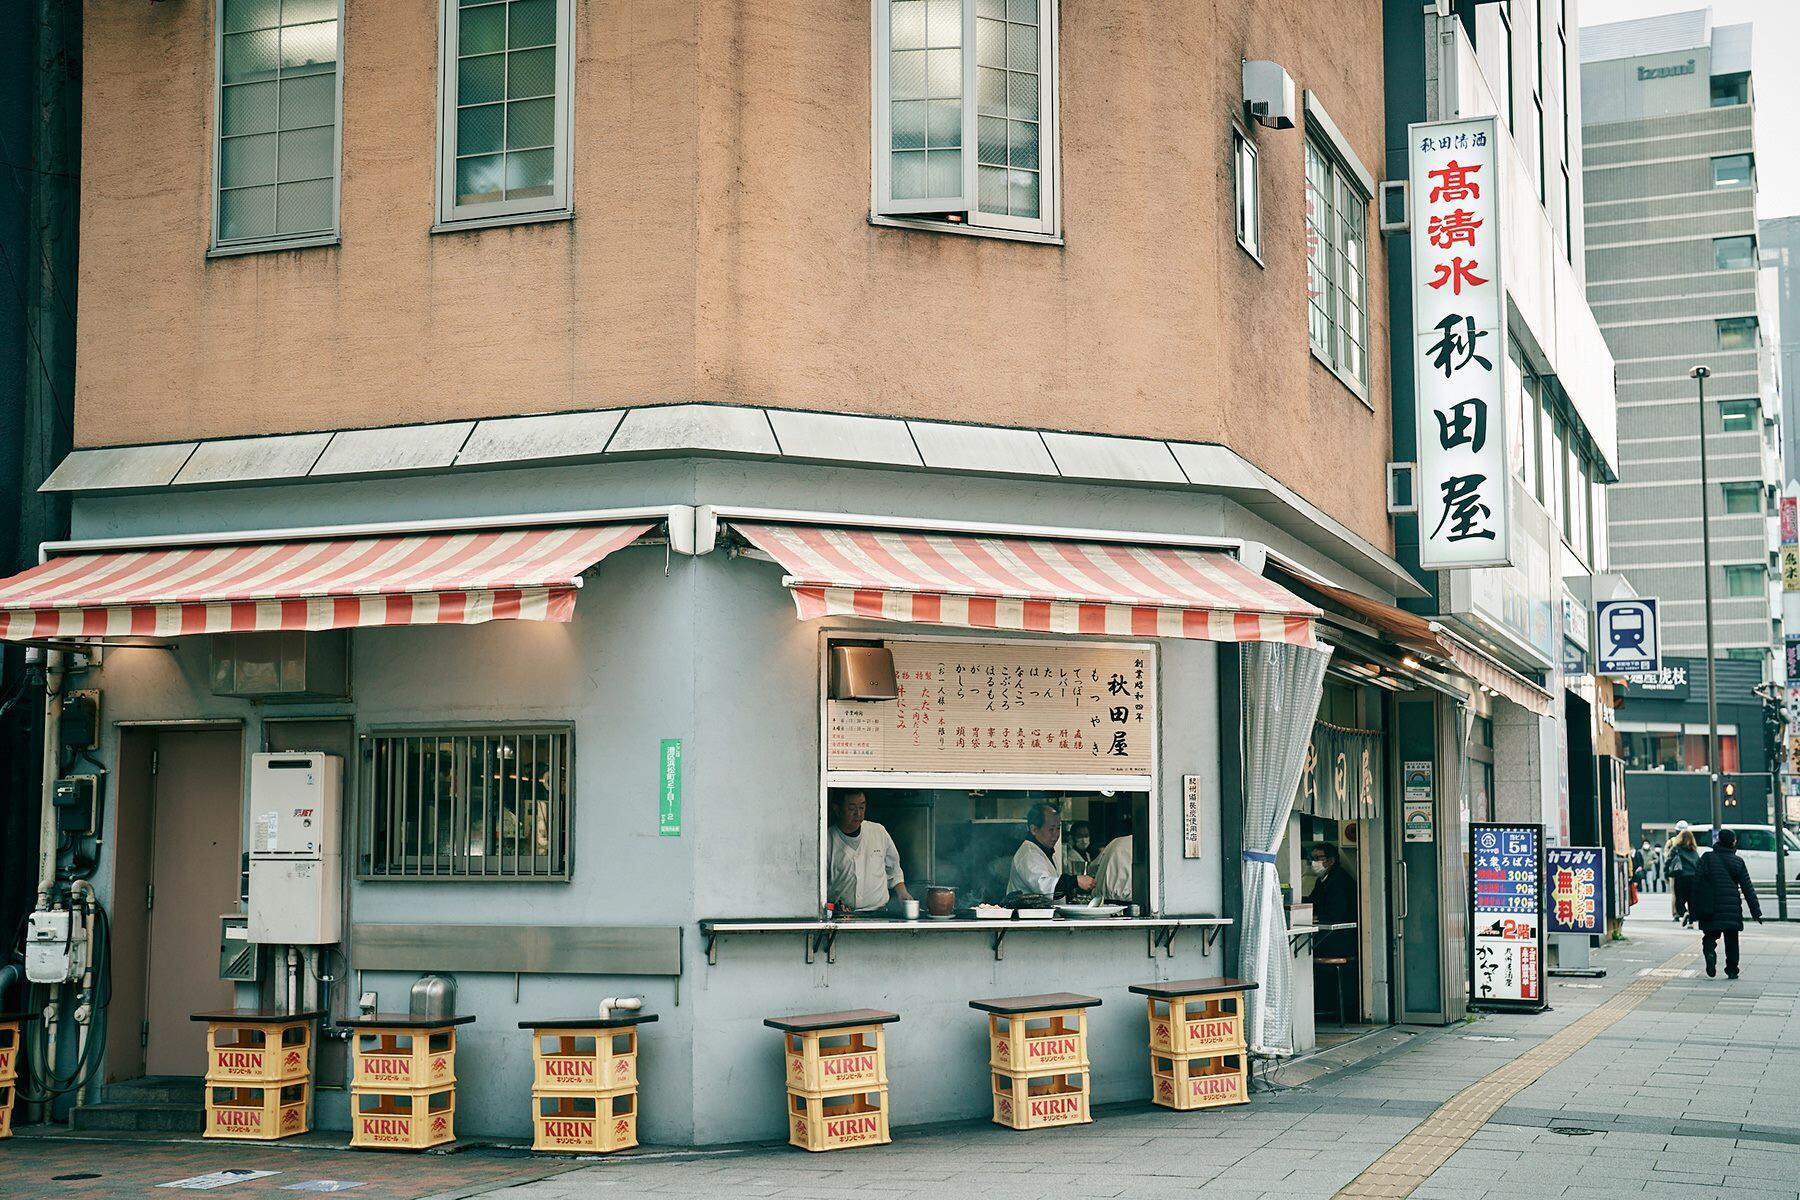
[1305,133,1369,395]
[872,0,1059,238]
[359,725,573,880]
[437,0,574,227]
[213,0,342,253]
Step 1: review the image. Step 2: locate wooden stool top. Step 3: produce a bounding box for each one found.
[969,992,1101,1016]
[189,1008,327,1024]
[518,1014,659,1030]
[1127,977,1258,999]
[335,1012,476,1028]
[1316,957,1353,966]
[763,1009,900,1033]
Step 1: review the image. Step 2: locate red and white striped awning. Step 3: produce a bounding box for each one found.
[735,523,1319,645]
[0,523,653,641]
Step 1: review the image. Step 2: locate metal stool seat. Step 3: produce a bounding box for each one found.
[1315,957,1353,1028]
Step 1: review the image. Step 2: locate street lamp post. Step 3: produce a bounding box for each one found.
[1693,363,1723,838]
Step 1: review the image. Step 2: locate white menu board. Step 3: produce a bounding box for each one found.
[827,639,1155,777]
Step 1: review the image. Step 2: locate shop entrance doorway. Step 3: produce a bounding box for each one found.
[109,726,243,1081]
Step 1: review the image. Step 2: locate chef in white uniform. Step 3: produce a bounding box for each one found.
[1006,802,1095,900]
[826,790,911,913]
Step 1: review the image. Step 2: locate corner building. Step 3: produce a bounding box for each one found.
[5,0,1582,1143]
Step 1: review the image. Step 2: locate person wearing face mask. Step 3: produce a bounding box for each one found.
[1065,821,1096,876]
[1305,844,1358,958]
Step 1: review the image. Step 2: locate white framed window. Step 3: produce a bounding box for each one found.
[437,0,574,229]
[1304,132,1369,396]
[1233,127,1261,261]
[872,0,1060,239]
[212,0,343,255]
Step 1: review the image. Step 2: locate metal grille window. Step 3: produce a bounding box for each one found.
[873,0,1060,238]
[360,726,573,880]
[1304,134,1368,394]
[438,0,573,226]
[213,0,342,252]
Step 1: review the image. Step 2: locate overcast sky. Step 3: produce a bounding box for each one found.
[1579,0,1800,220]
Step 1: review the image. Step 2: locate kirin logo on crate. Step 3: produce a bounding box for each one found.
[214,1050,266,1075]
[431,1115,450,1136]
[215,1107,263,1133]
[544,1058,597,1083]
[280,1106,303,1133]
[613,1118,630,1137]
[284,1049,305,1073]
[1027,1094,1082,1123]
[361,1056,411,1081]
[1189,1075,1241,1102]
[822,1053,878,1081]
[1183,1018,1237,1050]
[541,1117,596,1145]
[824,1114,882,1144]
[360,1117,411,1140]
[1026,1035,1080,1065]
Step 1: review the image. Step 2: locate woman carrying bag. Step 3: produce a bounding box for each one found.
[1690,827,1763,979]
[1664,825,1701,926]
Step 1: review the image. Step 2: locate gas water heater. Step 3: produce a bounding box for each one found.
[247,751,343,944]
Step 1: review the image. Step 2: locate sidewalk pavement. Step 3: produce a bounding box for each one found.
[7,894,1798,1199]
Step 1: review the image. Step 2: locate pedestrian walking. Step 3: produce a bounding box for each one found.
[1664,824,1701,925]
[1632,840,1648,892]
[1647,843,1665,892]
[1690,828,1763,979]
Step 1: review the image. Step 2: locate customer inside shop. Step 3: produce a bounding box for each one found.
[825,787,1150,914]
[1300,816,1363,1028]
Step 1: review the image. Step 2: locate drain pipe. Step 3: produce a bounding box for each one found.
[34,649,65,907]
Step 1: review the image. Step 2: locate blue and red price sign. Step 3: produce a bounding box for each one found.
[1470,823,1544,1009]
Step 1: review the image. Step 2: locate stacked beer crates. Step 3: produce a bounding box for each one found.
[198,1013,316,1140]
[973,993,1099,1131]
[765,1009,897,1152]
[523,1014,656,1154]
[1131,978,1254,1111]
[345,1016,471,1150]
[0,1013,21,1138]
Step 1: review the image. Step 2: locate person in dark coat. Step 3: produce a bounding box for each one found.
[1691,828,1763,979]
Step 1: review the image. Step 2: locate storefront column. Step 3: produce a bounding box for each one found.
[1219,646,1245,972]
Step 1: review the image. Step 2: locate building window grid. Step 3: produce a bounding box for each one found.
[1305,136,1368,391]
[1717,316,1758,350]
[1719,399,1759,431]
[214,0,341,250]
[1714,235,1756,270]
[1721,482,1763,515]
[1724,564,1765,598]
[360,725,574,881]
[1712,154,1754,188]
[439,0,572,225]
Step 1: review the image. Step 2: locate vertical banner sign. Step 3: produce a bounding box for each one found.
[1782,496,1798,546]
[1784,546,1800,593]
[1545,847,1605,935]
[1410,117,1510,570]
[1470,823,1545,1009]
[658,738,682,836]
[1182,774,1202,860]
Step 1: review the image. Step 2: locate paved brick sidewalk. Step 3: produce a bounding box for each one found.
[6,898,1797,1200]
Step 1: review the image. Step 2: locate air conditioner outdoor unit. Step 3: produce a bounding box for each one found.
[1242,60,1297,129]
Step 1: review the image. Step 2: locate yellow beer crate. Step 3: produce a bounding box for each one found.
[531,1027,639,1094]
[782,1025,889,1094]
[986,1009,1089,1073]
[0,1082,14,1138]
[350,1086,456,1150]
[204,1081,310,1140]
[1146,994,1245,1057]
[206,1020,312,1085]
[351,1028,456,1090]
[0,1021,18,1083]
[1150,1051,1249,1111]
[990,1069,1090,1130]
[786,1085,890,1152]
[531,1089,638,1153]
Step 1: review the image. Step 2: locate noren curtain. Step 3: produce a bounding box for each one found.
[1237,639,1333,1056]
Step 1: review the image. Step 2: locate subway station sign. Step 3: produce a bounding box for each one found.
[1409,116,1511,570]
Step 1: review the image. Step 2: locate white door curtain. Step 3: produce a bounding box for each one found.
[1237,639,1333,1056]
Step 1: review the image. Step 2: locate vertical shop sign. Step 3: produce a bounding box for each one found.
[1782,496,1798,546]
[658,739,682,836]
[1410,116,1510,570]
[1182,775,1202,860]
[1545,847,1605,935]
[1469,823,1545,1009]
[1785,546,1800,593]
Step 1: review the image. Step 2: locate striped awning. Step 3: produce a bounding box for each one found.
[1443,639,1554,716]
[0,523,653,641]
[735,523,1319,645]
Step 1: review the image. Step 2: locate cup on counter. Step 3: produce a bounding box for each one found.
[902,898,921,920]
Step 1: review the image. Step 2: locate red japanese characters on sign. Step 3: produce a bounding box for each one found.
[1409,117,1511,571]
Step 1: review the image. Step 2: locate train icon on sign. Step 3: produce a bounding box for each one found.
[1595,598,1660,676]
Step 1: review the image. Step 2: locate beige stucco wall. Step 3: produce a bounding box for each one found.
[76,0,1393,548]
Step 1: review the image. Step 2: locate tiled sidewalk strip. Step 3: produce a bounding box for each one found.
[1334,946,1701,1199]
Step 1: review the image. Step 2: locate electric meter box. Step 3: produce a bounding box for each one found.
[247,752,343,945]
[249,752,342,859]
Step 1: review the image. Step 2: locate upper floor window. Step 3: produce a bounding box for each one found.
[872,0,1060,239]
[1719,399,1759,431]
[437,0,574,228]
[1712,154,1753,188]
[1304,132,1369,396]
[1711,73,1749,107]
[1724,565,1764,598]
[1717,316,1758,350]
[1233,128,1261,260]
[213,0,342,253]
[1713,235,1755,270]
[1721,482,1762,515]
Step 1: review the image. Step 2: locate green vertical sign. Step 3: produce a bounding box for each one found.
[658,738,682,836]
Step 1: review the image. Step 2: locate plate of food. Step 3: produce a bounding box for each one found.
[1055,901,1127,919]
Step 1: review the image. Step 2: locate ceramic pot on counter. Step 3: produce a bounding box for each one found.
[926,886,956,917]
